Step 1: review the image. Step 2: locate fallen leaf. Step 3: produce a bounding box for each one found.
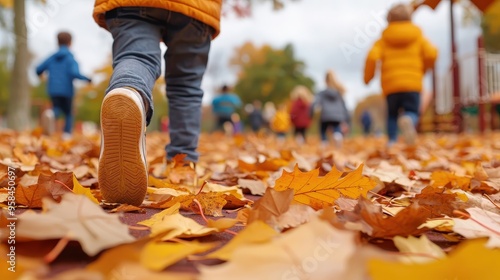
[430,171,471,190]
[203,221,278,261]
[38,171,73,200]
[452,207,500,248]
[358,199,432,238]
[72,175,99,204]
[140,240,216,271]
[238,178,267,195]
[15,174,49,208]
[368,239,500,280]
[247,188,293,229]
[141,203,232,241]
[110,204,145,213]
[16,193,135,256]
[198,218,357,280]
[275,164,376,210]
[414,187,464,218]
[393,235,446,263]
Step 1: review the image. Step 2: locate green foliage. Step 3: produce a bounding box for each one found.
[232,43,314,105]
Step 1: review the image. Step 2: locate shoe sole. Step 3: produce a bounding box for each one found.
[99,89,147,206]
[398,116,416,145]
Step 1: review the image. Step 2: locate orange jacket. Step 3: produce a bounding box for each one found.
[364,22,437,95]
[271,109,291,133]
[93,0,222,38]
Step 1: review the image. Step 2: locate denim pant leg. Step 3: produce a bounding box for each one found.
[51,96,73,133]
[105,9,162,125]
[401,92,421,125]
[163,13,212,162]
[386,95,400,142]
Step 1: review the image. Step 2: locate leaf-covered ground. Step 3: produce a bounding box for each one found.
[1,130,500,280]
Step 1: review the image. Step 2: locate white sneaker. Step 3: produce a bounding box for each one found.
[398,115,416,145]
[41,109,55,136]
[98,88,148,206]
[333,132,343,148]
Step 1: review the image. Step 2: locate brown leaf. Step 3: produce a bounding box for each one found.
[38,171,74,200]
[358,199,431,238]
[414,187,464,218]
[15,174,49,208]
[247,188,293,227]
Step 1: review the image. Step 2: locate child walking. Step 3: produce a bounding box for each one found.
[36,31,92,139]
[93,0,221,206]
[289,85,313,144]
[364,3,437,146]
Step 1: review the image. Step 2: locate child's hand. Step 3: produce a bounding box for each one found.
[38,73,46,82]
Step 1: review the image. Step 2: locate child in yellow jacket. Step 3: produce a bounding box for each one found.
[271,103,291,140]
[364,3,437,146]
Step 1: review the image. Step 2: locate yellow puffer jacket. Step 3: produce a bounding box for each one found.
[93,0,222,38]
[364,22,437,95]
[271,110,291,133]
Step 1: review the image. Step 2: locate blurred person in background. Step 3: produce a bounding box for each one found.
[247,100,264,133]
[311,70,350,148]
[289,85,313,144]
[211,84,242,132]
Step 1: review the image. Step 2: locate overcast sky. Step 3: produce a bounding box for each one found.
[18,0,482,109]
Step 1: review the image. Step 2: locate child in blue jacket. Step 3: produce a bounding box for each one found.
[36,31,91,138]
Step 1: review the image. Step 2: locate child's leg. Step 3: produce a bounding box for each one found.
[386,94,400,143]
[60,97,73,134]
[163,13,212,163]
[401,92,421,125]
[99,8,163,205]
[105,8,162,122]
[320,121,329,142]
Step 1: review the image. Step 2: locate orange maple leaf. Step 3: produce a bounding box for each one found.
[274,164,376,210]
[430,171,471,190]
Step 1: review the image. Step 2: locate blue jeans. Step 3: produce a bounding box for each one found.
[50,96,73,134]
[320,121,341,141]
[105,7,212,162]
[386,92,420,142]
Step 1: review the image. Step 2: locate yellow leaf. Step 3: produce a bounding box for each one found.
[430,171,471,190]
[203,221,278,260]
[274,164,376,210]
[145,206,229,240]
[140,240,216,271]
[393,235,446,263]
[73,175,99,204]
[138,203,180,227]
[368,239,500,280]
[206,217,238,230]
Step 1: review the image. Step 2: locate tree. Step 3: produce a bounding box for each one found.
[0,46,10,117]
[482,1,500,53]
[230,42,314,105]
[4,0,30,130]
